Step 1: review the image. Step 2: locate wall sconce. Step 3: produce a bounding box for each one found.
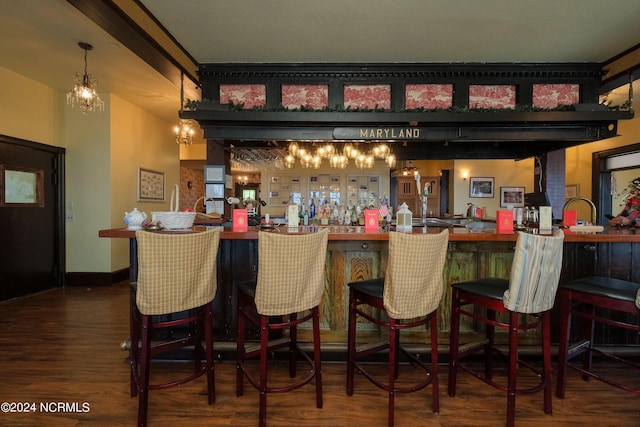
[461,171,469,181]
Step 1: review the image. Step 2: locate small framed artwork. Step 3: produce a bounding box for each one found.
[469,177,494,198]
[0,164,45,207]
[207,200,224,215]
[206,183,225,199]
[500,186,525,207]
[137,167,165,202]
[565,184,579,199]
[204,165,225,183]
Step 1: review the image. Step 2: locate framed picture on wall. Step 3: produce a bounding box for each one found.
[0,164,45,207]
[500,186,525,207]
[206,183,225,199]
[137,166,165,202]
[204,165,225,183]
[469,177,494,198]
[565,183,580,199]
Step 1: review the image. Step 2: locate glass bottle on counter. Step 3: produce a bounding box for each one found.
[309,198,316,218]
[300,198,309,226]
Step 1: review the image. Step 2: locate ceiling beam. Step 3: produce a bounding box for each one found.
[66,0,200,100]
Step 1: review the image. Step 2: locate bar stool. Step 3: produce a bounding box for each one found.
[556,276,640,397]
[131,228,221,427]
[346,230,449,427]
[448,230,564,427]
[236,229,329,427]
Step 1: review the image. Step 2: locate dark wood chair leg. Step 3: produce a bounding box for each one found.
[448,289,461,397]
[130,293,139,398]
[388,318,397,427]
[236,293,247,397]
[346,290,357,396]
[542,311,552,414]
[259,314,269,427]
[138,315,151,427]
[313,307,323,409]
[289,313,298,378]
[506,311,518,427]
[582,304,596,380]
[205,304,215,405]
[430,314,440,413]
[485,308,496,380]
[556,289,571,399]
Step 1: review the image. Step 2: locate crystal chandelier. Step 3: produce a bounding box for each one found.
[66,42,104,113]
[174,119,195,145]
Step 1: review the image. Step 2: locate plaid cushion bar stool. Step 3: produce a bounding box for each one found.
[236,229,329,427]
[131,228,221,427]
[556,276,640,397]
[346,229,449,427]
[448,230,564,427]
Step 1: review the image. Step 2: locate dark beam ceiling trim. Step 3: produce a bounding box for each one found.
[199,62,606,80]
[182,109,628,160]
[601,43,640,92]
[66,0,199,93]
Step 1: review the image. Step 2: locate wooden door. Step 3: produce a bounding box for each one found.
[0,135,65,301]
[396,177,418,213]
[396,175,441,216]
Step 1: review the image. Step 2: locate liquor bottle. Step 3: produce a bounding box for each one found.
[301,198,309,226]
[309,198,316,218]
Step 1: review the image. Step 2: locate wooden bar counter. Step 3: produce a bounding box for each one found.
[99,225,640,352]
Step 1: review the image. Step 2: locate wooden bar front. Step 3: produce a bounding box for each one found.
[99,226,640,352]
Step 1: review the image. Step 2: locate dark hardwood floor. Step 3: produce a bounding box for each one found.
[0,281,638,427]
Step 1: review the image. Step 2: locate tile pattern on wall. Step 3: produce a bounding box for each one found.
[406,84,453,109]
[344,84,391,109]
[532,84,579,108]
[281,84,328,109]
[469,84,516,109]
[220,84,266,108]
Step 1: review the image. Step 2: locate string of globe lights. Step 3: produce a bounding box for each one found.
[283,141,396,169]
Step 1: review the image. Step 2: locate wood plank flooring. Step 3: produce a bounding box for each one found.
[0,281,638,427]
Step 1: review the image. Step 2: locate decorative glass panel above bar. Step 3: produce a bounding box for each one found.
[308,174,340,206]
[347,175,381,208]
[267,174,301,206]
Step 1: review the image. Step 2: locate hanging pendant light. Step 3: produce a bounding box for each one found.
[66,42,104,113]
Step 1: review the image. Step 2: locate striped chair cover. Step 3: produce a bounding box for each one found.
[503,230,564,313]
[255,229,329,316]
[383,229,449,319]
[135,228,221,315]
